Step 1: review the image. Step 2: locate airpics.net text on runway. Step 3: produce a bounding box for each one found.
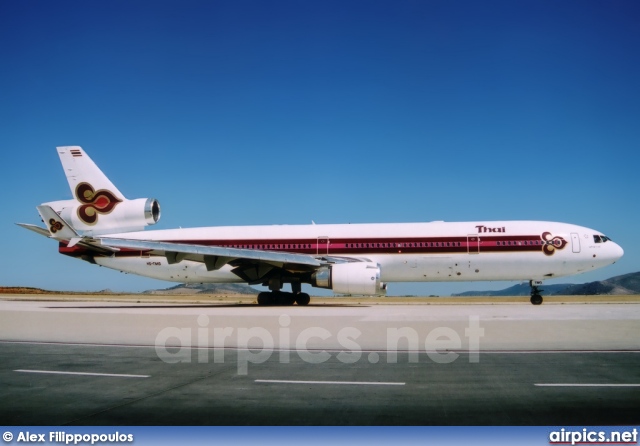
[154,314,485,374]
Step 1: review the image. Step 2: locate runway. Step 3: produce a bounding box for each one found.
[1,298,639,425]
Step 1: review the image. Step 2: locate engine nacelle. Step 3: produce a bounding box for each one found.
[312,262,386,295]
[44,197,161,235]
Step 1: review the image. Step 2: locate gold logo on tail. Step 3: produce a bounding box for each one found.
[75,183,122,225]
[49,219,64,234]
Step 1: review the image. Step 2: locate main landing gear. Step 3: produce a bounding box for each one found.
[529,280,543,305]
[256,279,311,306]
[257,291,311,306]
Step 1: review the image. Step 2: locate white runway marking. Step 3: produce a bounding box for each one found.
[255,379,405,386]
[535,383,640,387]
[14,369,149,378]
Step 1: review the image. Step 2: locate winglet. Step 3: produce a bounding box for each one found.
[36,205,79,240]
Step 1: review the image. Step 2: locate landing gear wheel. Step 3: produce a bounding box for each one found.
[257,292,271,306]
[295,293,310,306]
[283,293,296,306]
[258,291,296,306]
[529,280,544,306]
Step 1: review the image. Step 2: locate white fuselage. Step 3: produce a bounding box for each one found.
[82,220,623,287]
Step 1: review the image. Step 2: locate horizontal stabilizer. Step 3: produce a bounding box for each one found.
[16,223,51,238]
[36,205,79,240]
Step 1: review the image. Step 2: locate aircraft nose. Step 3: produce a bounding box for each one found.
[613,242,624,261]
[606,242,624,264]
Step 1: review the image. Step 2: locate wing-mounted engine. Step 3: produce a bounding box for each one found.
[311,261,387,295]
[44,197,161,235]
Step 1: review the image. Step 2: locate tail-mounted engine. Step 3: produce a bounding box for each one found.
[312,262,387,295]
[44,197,161,235]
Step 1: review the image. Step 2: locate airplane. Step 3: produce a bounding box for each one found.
[18,146,624,306]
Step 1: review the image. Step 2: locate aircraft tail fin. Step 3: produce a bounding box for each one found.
[35,146,161,236]
[56,146,126,201]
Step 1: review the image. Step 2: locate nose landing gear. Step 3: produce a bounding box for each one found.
[529,280,543,305]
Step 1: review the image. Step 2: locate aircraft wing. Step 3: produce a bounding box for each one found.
[97,237,323,278]
[20,205,362,285]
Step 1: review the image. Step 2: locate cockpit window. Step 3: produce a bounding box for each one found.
[594,235,611,243]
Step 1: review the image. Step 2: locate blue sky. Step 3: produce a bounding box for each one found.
[1,1,638,295]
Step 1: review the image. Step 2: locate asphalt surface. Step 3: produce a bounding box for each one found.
[2,343,640,425]
[1,299,639,425]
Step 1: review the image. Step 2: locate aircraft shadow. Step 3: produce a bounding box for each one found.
[46,304,367,309]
